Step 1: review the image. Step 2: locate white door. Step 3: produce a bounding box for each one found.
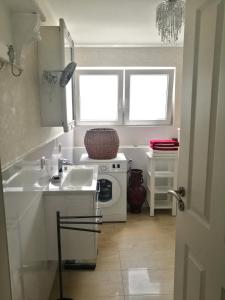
[173,0,225,299]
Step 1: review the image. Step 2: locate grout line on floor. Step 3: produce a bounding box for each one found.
[118,245,126,296]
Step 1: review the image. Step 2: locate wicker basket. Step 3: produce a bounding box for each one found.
[84,128,119,159]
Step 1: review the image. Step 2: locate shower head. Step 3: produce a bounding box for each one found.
[59,62,76,87]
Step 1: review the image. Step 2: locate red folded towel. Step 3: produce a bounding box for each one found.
[151,144,178,148]
[150,139,179,147]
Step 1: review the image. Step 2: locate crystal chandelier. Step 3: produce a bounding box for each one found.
[156,0,185,43]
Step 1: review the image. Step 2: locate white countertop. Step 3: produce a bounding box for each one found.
[3,165,99,193]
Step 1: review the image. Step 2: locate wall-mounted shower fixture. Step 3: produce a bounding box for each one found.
[7,45,22,77]
[43,62,77,88]
[0,12,41,77]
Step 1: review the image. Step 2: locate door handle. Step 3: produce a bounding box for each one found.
[168,187,185,211]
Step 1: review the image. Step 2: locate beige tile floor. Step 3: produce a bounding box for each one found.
[49,209,175,300]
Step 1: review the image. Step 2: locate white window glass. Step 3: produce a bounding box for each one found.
[129,74,168,121]
[76,68,174,125]
[79,75,119,121]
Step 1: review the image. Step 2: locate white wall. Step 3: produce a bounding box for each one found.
[0,1,63,169]
[0,1,12,44]
[73,46,183,146]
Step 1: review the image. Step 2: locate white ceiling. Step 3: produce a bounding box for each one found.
[47,0,184,46]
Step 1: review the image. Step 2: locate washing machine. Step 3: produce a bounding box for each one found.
[80,153,127,222]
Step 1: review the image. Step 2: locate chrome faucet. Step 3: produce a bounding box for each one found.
[58,158,72,175]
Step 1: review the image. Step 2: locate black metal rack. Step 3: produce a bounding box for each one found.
[56,211,102,300]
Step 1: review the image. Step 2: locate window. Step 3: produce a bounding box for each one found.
[125,69,174,125]
[75,68,174,126]
[75,70,123,125]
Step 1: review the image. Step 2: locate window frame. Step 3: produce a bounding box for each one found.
[75,68,175,126]
[124,69,174,126]
[75,69,124,125]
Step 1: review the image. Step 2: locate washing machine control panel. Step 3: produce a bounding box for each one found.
[98,163,127,174]
[112,163,120,169]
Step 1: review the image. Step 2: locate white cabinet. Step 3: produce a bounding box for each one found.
[146,150,178,216]
[38,19,75,132]
[4,191,53,300]
[44,191,98,261]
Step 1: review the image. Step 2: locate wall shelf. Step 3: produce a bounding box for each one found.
[146,149,179,217]
[147,185,173,194]
[148,170,175,178]
[154,199,173,209]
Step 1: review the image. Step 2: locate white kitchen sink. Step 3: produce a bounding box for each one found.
[61,165,98,190]
[62,168,93,187]
[5,169,49,190]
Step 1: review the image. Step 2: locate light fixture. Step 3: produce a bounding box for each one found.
[43,62,77,88]
[156,0,185,43]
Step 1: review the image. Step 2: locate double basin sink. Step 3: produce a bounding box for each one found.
[4,165,98,192]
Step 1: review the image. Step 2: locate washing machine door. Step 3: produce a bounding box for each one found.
[97,174,121,208]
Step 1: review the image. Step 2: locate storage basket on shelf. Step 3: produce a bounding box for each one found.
[84,128,119,159]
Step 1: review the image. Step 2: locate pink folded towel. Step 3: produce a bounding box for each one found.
[150,139,179,147]
[151,144,178,148]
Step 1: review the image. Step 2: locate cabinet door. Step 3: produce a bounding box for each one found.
[59,18,75,132]
[5,191,50,300]
[44,193,97,261]
[38,19,75,132]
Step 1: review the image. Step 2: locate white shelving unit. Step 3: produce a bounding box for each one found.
[146,149,179,216]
